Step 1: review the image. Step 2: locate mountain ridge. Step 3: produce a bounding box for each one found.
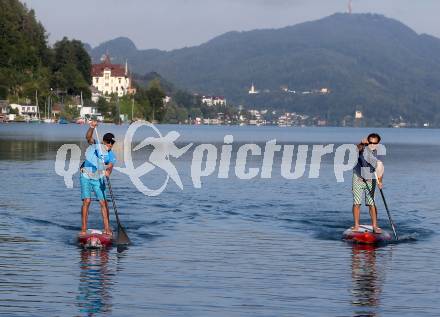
[88,13,440,126]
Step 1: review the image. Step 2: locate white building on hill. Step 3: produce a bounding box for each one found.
[202,96,226,107]
[91,55,135,97]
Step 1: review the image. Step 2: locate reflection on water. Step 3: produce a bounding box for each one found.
[1,124,439,316]
[0,139,68,161]
[77,249,114,316]
[351,245,392,317]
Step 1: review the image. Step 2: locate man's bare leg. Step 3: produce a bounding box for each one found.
[99,200,112,235]
[104,200,110,224]
[81,199,91,235]
[368,205,381,233]
[352,204,361,231]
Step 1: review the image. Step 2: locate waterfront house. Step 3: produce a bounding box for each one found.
[79,105,103,121]
[51,103,63,117]
[91,55,134,97]
[9,104,38,119]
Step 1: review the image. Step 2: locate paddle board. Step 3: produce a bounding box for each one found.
[78,229,113,249]
[343,225,392,244]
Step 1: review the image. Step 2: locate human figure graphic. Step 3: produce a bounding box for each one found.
[133,131,192,189]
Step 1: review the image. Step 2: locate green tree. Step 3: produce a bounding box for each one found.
[96,97,109,116]
[109,101,120,123]
[163,103,189,124]
[189,107,203,119]
[51,37,91,97]
[134,87,152,120]
[176,107,189,123]
[60,105,79,121]
[118,95,143,121]
[0,0,51,98]
[8,106,19,115]
[146,80,165,122]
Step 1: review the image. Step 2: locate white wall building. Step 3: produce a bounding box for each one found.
[355,111,363,119]
[9,104,38,118]
[163,96,172,104]
[78,105,99,118]
[201,96,226,107]
[91,55,133,97]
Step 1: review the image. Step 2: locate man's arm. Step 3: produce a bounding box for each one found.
[376,174,384,189]
[376,160,384,189]
[105,151,117,177]
[105,163,113,177]
[357,137,368,151]
[86,120,97,144]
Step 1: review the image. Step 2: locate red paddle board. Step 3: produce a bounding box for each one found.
[343,225,392,244]
[78,229,113,248]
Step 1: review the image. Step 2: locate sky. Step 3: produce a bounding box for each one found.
[23,0,440,51]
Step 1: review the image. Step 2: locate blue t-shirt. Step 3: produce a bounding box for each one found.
[81,144,117,174]
[353,147,378,179]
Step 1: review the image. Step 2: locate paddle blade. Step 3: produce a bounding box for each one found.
[116,225,130,246]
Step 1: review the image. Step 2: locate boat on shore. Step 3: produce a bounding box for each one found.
[26,117,41,123]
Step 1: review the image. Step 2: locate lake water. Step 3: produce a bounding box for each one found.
[0,123,439,317]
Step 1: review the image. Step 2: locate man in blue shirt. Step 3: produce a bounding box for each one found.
[79,121,117,236]
[352,133,384,233]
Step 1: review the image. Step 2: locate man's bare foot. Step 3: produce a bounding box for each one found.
[103,229,113,236]
[351,226,360,232]
[373,227,382,234]
[79,230,87,236]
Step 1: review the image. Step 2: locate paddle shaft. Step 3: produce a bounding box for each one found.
[362,171,399,240]
[377,184,399,241]
[94,127,130,245]
[361,171,398,240]
[105,175,122,227]
[373,171,398,240]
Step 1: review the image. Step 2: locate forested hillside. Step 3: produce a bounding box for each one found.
[0,0,91,102]
[89,13,440,126]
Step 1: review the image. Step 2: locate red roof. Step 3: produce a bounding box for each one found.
[91,55,126,77]
[51,103,63,112]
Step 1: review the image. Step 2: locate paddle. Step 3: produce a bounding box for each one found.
[94,127,131,246]
[360,170,399,241]
[374,172,399,241]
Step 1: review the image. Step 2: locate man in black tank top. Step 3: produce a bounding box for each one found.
[351,133,384,233]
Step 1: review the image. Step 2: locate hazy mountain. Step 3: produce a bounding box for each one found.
[89,13,440,126]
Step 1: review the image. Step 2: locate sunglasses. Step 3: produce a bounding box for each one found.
[368,141,379,145]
